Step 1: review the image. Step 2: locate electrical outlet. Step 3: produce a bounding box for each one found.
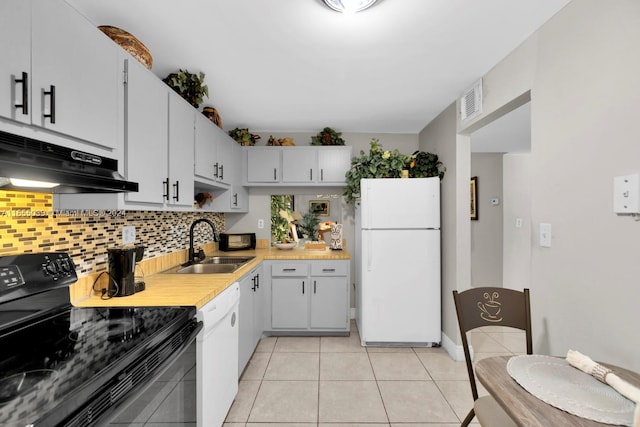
[258,219,264,229]
[122,226,136,245]
[515,218,523,228]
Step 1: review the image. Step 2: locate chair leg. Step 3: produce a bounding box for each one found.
[461,408,476,427]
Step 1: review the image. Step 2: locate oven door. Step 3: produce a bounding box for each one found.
[81,320,202,427]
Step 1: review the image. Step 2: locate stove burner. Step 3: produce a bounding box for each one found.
[0,369,58,405]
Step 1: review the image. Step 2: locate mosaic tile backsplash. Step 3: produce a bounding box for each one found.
[0,190,224,275]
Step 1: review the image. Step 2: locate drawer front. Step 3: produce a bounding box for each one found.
[310,262,348,276]
[271,263,309,276]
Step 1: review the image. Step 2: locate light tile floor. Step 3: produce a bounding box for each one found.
[224,321,525,426]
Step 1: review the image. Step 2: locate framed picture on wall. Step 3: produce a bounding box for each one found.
[309,200,329,216]
[470,176,478,220]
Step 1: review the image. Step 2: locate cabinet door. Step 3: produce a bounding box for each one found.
[168,92,194,207]
[194,113,218,181]
[252,265,264,345]
[31,0,121,149]
[246,147,280,183]
[271,278,308,329]
[318,147,352,184]
[215,135,233,185]
[125,58,168,204]
[238,272,256,374]
[0,0,31,124]
[282,147,316,183]
[310,277,348,330]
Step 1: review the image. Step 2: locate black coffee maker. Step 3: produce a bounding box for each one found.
[107,245,145,297]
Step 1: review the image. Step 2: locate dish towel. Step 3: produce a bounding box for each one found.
[567,350,640,427]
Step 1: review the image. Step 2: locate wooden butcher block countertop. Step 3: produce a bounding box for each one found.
[72,246,350,309]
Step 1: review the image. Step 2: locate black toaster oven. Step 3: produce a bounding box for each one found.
[219,232,256,251]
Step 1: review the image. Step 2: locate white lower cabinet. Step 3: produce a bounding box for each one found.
[267,260,350,333]
[238,264,264,375]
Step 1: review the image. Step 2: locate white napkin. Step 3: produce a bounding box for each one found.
[567,350,640,427]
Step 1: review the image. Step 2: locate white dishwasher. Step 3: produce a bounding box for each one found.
[197,282,240,427]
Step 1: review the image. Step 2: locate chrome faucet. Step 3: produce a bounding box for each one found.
[188,218,218,265]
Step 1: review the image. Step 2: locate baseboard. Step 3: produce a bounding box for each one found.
[441,331,473,362]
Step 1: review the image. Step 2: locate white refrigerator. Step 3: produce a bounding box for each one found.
[355,177,441,346]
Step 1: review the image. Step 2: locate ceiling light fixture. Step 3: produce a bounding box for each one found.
[322,0,378,13]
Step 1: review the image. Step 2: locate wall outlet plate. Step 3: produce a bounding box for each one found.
[122,225,136,245]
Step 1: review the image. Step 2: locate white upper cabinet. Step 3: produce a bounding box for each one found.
[245,147,281,183]
[0,0,121,149]
[30,0,121,150]
[0,1,31,125]
[245,146,351,186]
[124,58,169,204]
[317,146,352,184]
[282,147,316,183]
[194,113,222,183]
[168,91,195,207]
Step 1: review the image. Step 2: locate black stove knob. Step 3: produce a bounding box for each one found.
[57,258,71,273]
[45,260,59,275]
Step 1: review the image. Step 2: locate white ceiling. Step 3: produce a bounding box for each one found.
[66,0,570,135]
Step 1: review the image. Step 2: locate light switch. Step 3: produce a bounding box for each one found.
[613,174,640,213]
[539,223,551,248]
[515,218,523,229]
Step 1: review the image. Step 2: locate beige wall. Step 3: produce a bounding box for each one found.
[419,103,470,347]
[470,153,503,286]
[444,0,640,370]
[502,154,532,290]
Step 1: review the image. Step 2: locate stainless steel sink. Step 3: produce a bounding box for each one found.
[200,256,255,265]
[163,256,255,274]
[176,264,238,274]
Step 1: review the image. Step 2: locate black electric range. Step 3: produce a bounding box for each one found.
[0,253,201,427]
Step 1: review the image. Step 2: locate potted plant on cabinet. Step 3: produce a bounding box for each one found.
[162,69,208,109]
[228,128,261,146]
[311,127,345,146]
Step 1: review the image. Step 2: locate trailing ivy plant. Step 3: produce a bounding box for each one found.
[343,139,446,205]
[162,69,208,108]
[311,127,345,146]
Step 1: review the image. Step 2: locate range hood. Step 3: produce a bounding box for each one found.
[0,130,138,193]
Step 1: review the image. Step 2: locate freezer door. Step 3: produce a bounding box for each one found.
[360,178,440,229]
[359,229,441,344]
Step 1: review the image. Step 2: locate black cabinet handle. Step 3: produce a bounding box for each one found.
[162,178,169,201]
[251,276,257,292]
[219,164,224,180]
[14,72,28,115]
[172,180,179,201]
[321,169,324,181]
[302,281,305,294]
[233,193,238,206]
[314,280,317,294]
[255,273,260,289]
[310,169,313,181]
[322,268,336,272]
[43,85,55,123]
[273,168,277,180]
[213,163,219,178]
[283,268,296,272]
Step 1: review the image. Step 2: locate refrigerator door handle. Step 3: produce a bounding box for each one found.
[367,234,373,272]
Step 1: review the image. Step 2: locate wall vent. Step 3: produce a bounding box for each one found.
[460,79,483,121]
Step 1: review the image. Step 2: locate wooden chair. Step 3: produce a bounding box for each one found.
[452,287,532,427]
